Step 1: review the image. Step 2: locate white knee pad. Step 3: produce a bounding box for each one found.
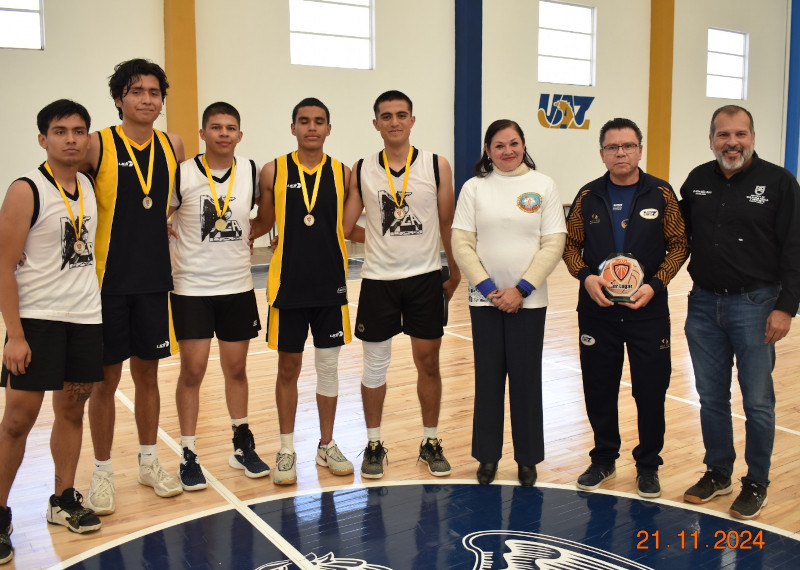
[315,346,341,397]
[361,339,392,389]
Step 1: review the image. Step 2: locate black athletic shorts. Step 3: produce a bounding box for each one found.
[267,304,351,353]
[354,270,444,342]
[171,290,261,342]
[101,292,176,365]
[1,319,103,391]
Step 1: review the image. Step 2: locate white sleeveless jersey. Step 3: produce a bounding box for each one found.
[358,148,442,280]
[15,165,101,324]
[170,155,259,295]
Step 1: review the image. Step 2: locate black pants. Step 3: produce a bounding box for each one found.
[578,312,671,471]
[470,306,546,466]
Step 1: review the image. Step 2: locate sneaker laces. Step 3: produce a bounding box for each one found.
[91,471,114,496]
[150,460,175,483]
[324,443,348,463]
[57,489,93,522]
[276,452,295,471]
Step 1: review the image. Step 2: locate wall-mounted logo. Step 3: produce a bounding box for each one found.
[537,94,595,130]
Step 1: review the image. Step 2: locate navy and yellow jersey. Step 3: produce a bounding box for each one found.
[94,126,178,294]
[268,153,348,309]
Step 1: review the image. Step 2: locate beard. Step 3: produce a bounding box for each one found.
[714,145,754,172]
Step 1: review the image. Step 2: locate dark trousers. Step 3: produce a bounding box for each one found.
[470,305,546,466]
[578,312,671,471]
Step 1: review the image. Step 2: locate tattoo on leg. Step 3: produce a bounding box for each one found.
[66,382,92,403]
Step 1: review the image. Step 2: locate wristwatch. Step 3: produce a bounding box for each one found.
[515,285,529,298]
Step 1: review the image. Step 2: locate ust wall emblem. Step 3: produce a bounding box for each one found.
[517,192,542,213]
[537,94,595,130]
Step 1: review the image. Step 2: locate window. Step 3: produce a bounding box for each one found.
[0,0,43,50]
[707,28,748,99]
[289,0,373,70]
[538,0,595,86]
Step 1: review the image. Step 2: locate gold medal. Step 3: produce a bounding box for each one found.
[117,126,155,208]
[292,152,326,225]
[201,155,236,228]
[44,162,85,252]
[383,145,414,213]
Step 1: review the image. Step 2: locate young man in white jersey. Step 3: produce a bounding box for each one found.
[251,98,354,485]
[342,90,461,479]
[84,59,186,513]
[168,102,269,490]
[0,100,103,566]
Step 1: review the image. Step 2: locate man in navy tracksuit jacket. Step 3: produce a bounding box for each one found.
[563,117,688,498]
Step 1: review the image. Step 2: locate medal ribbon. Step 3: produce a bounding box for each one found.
[292,152,326,216]
[44,161,83,239]
[382,145,414,208]
[116,125,155,199]
[201,155,236,220]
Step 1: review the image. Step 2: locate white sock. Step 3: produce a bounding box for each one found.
[280,433,294,454]
[181,435,197,453]
[231,416,248,428]
[94,458,113,473]
[367,427,381,443]
[140,444,157,466]
[423,426,438,441]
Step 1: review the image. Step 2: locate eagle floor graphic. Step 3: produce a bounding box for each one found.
[68,484,800,569]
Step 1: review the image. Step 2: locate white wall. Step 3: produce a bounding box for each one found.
[670,0,790,186]
[482,0,652,204]
[0,0,166,191]
[194,0,455,172]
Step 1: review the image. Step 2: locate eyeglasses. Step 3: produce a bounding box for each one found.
[601,143,641,154]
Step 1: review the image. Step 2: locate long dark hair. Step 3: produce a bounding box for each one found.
[473,119,536,177]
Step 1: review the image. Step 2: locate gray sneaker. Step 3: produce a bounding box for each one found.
[418,438,451,476]
[360,441,388,479]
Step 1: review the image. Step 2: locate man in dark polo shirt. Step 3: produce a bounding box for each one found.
[680,105,800,520]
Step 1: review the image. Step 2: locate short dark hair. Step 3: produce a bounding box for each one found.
[292,97,330,123]
[37,99,91,135]
[108,58,169,120]
[599,118,643,146]
[710,105,754,137]
[373,90,413,117]
[202,102,241,129]
[473,119,536,177]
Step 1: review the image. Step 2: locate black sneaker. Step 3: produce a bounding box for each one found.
[683,469,733,504]
[360,440,388,479]
[418,438,451,476]
[729,479,768,520]
[179,448,208,491]
[576,463,616,491]
[0,506,12,565]
[229,424,270,478]
[46,488,102,533]
[636,470,661,498]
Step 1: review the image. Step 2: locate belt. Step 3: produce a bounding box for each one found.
[700,281,777,295]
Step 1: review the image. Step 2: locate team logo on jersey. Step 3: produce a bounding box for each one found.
[517,192,542,213]
[337,286,347,294]
[118,160,134,168]
[580,334,596,346]
[329,331,344,339]
[287,182,301,189]
[537,94,595,130]
[639,208,659,219]
[660,338,670,350]
[748,186,768,205]
[60,215,94,270]
[589,213,600,224]
[379,190,422,236]
[156,340,170,349]
[201,195,242,242]
[691,188,712,196]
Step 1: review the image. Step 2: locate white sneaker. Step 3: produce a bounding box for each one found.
[138,457,183,497]
[316,440,354,476]
[86,470,115,515]
[273,451,297,486]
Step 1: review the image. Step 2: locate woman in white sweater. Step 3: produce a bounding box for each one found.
[452,119,566,486]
